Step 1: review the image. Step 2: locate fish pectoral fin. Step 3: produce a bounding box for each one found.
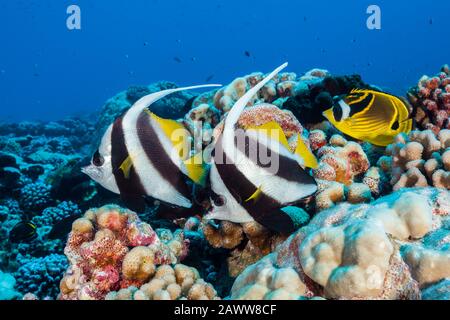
[121,193,146,213]
[149,112,191,159]
[253,208,297,234]
[119,155,133,179]
[245,185,263,203]
[184,152,208,186]
[247,121,290,150]
[295,135,318,169]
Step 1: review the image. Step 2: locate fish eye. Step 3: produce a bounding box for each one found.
[391,120,400,130]
[92,150,105,167]
[332,104,343,121]
[213,194,226,207]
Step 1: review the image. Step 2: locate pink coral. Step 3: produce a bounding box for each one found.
[59,205,189,300]
[408,65,450,134]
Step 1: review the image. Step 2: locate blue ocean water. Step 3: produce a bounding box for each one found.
[0,0,449,122]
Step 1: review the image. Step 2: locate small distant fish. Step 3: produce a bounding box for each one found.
[191,57,197,62]
[206,63,318,234]
[173,57,182,63]
[9,221,37,243]
[47,214,81,240]
[244,51,251,58]
[429,18,433,25]
[82,84,222,212]
[322,89,413,146]
[205,74,214,82]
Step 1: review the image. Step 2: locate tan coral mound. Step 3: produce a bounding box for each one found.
[105,264,219,300]
[202,219,287,277]
[310,131,374,211]
[230,188,450,300]
[377,130,450,190]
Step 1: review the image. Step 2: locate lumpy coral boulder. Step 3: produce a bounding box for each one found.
[60,205,209,300]
[230,187,449,300]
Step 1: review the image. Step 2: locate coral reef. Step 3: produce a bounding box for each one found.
[1,65,450,301]
[105,264,219,300]
[376,130,450,190]
[407,65,450,134]
[59,205,189,300]
[309,130,376,211]
[14,254,67,299]
[230,188,449,300]
[193,70,300,114]
[282,73,372,127]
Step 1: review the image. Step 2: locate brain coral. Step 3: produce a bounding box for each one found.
[376,130,450,190]
[230,187,449,300]
[407,64,450,134]
[59,205,189,300]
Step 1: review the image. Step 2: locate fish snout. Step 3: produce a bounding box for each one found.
[81,164,102,181]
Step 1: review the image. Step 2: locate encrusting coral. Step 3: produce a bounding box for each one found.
[407,64,450,134]
[376,130,450,190]
[230,187,449,300]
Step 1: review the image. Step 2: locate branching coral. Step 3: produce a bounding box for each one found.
[407,64,450,134]
[59,205,190,300]
[230,188,449,300]
[14,254,68,299]
[376,130,450,190]
[19,182,53,212]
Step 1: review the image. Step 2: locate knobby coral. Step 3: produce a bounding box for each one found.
[59,205,189,300]
[376,130,450,190]
[407,64,450,134]
[230,188,449,300]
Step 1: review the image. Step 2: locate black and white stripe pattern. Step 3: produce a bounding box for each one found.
[206,63,317,229]
[96,84,221,209]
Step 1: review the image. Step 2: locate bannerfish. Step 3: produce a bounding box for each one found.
[322,89,413,147]
[82,84,221,212]
[205,63,318,234]
[9,221,37,243]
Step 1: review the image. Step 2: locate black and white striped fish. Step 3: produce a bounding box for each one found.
[205,63,318,234]
[82,84,221,212]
